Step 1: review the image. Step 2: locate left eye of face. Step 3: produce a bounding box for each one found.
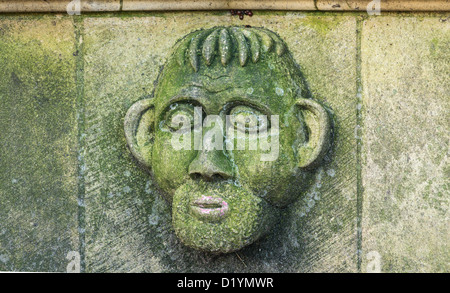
[163,103,196,132]
[229,105,268,133]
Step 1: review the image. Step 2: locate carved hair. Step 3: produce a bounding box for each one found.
[173,26,287,72]
[162,26,311,99]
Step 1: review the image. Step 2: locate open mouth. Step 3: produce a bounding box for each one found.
[190,196,229,221]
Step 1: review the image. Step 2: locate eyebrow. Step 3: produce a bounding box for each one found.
[167,87,207,107]
[156,88,206,121]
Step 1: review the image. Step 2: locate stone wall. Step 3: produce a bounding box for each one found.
[0,11,448,272]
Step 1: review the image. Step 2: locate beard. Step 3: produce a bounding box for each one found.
[171,180,278,253]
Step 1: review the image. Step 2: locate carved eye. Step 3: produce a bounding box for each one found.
[229,105,269,133]
[164,103,196,133]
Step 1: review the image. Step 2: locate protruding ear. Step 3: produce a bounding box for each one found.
[124,99,155,170]
[296,98,332,169]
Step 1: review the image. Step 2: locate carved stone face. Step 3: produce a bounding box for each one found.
[125,27,332,253]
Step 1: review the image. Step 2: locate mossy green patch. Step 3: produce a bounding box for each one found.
[301,15,344,35]
[0,16,79,272]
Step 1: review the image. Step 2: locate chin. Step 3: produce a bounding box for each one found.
[171,181,278,253]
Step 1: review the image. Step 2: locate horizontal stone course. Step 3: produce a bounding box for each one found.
[0,0,448,12]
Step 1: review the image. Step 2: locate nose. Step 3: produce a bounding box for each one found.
[188,150,233,181]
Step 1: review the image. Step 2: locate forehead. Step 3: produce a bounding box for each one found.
[154,57,299,115]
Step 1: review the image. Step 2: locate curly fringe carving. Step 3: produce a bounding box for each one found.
[174,26,287,72]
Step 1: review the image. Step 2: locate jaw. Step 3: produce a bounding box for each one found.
[171,181,278,253]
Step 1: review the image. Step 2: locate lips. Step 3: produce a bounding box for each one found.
[190,195,229,221]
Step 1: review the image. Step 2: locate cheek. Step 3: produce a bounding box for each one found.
[233,150,293,186]
[234,154,301,207]
[152,132,196,196]
[231,131,299,205]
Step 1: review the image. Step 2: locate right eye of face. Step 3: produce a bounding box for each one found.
[229,105,269,133]
[162,103,196,133]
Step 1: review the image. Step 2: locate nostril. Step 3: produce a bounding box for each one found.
[188,151,234,181]
[190,173,202,180]
[215,171,234,180]
[211,173,226,181]
[189,172,230,182]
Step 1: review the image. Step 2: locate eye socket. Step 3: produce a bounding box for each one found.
[229,105,269,133]
[163,103,197,133]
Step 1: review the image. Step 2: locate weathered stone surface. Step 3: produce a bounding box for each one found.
[0,16,79,272]
[82,12,358,272]
[1,11,446,273]
[361,16,449,273]
[275,14,359,272]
